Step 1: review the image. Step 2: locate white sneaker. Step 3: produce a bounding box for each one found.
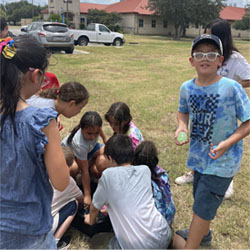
[224,180,234,199]
[175,171,194,185]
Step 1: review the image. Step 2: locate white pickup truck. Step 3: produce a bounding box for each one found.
[70,23,125,46]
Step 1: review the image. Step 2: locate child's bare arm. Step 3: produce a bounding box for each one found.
[43,119,69,191]
[175,112,189,145]
[84,203,99,226]
[76,158,91,205]
[239,80,250,88]
[210,119,250,159]
[100,128,108,144]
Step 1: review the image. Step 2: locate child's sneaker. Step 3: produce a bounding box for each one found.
[175,171,194,185]
[224,180,233,199]
[176,229,212,246]
[57,235,71,250]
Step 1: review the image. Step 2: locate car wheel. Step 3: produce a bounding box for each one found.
[113,38,122,46]
[65,47,74,54]
[104,43,111,46]
[78,37,88,46]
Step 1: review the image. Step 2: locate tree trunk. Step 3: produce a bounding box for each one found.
[174,24,180,40]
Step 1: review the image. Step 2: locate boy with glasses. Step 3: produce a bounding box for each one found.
[174,34,250,248]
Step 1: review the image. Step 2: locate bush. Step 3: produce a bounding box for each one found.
[80,23,85,29]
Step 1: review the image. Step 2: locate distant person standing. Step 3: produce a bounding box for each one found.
[0,16,15,38]
[205,19,250,88]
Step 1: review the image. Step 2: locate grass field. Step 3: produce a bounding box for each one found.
[50,34,250,249]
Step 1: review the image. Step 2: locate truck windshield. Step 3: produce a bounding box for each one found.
[87,24,95,31]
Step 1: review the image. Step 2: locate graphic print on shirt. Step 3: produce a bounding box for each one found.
[189,94,219,144]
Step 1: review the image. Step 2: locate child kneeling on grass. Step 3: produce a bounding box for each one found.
[84,134,182,249]
[174,34,250,249]
[51,146,84,249]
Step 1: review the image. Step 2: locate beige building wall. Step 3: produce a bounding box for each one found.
[48,0,80,28]
[21,18,33,26]
[186,24,250,39]
[119,14,137,33]
[120,14,174,35]
[231,28,249,39]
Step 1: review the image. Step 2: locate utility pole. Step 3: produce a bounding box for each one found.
[32,0,34,19]
[66,0,69,23]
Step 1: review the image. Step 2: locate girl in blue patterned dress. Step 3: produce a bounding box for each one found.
[0,35,69,249]
[134,140,176,226]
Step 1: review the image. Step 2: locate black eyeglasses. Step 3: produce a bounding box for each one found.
[192,52,220,62]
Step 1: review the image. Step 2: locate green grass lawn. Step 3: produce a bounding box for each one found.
[50,34,250,249]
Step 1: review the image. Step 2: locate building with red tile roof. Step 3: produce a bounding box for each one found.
[104,0,154,15]
[43,0,248,38]
[220,6,246,22]
[80,3,108,14]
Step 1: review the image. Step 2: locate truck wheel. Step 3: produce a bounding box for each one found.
[78,37,88,46]
[113,38,122,46]
[65,47,74,54]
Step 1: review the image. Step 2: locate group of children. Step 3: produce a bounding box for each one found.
[1,23,250,250]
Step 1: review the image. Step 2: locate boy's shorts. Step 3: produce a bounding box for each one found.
[193,171,233,221]
[53,200,77,233]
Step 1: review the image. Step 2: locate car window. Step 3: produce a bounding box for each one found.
[43,24,68,33]
[31,23,40,31]
[27,23,34,31]
[99,25,110,33]
[87,24,95,31]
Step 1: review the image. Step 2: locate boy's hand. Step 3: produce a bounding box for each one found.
[175,129,189,145]
[209,141,230,159]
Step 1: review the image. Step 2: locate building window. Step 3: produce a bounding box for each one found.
[80,18,85,23]
[138,19,144,28]
[152,19,156,28]
[50,0,53,3]
[64,0,72,3]
[163,20,168,28]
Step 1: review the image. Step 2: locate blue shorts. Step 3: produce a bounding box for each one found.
[87,143,103,160]
[54,200,77,233]
[193,171,233,221]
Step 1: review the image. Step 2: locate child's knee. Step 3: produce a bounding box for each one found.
[69,160,79,177]
[95,155,106,172]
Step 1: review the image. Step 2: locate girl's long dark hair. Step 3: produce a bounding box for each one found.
[134,141,163,191]
[205,19,238,62]
[104,102,132,134]
[39,82,89,104]
[67,111,102,145]
[0,35,49,135]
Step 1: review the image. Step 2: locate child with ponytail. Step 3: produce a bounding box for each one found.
[62,111,106,206]
[27,82,89,130]
[0,35,69,249]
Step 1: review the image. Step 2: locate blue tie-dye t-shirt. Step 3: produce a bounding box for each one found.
[178,77,250,177]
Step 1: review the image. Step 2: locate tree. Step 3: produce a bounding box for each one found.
[190,0,224,34]
[47,13,64,23]
[5,1,43,24]
[233,7,250,30]
[148,0,224,39]
[0,5,7,18]
[87,9,122,31]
